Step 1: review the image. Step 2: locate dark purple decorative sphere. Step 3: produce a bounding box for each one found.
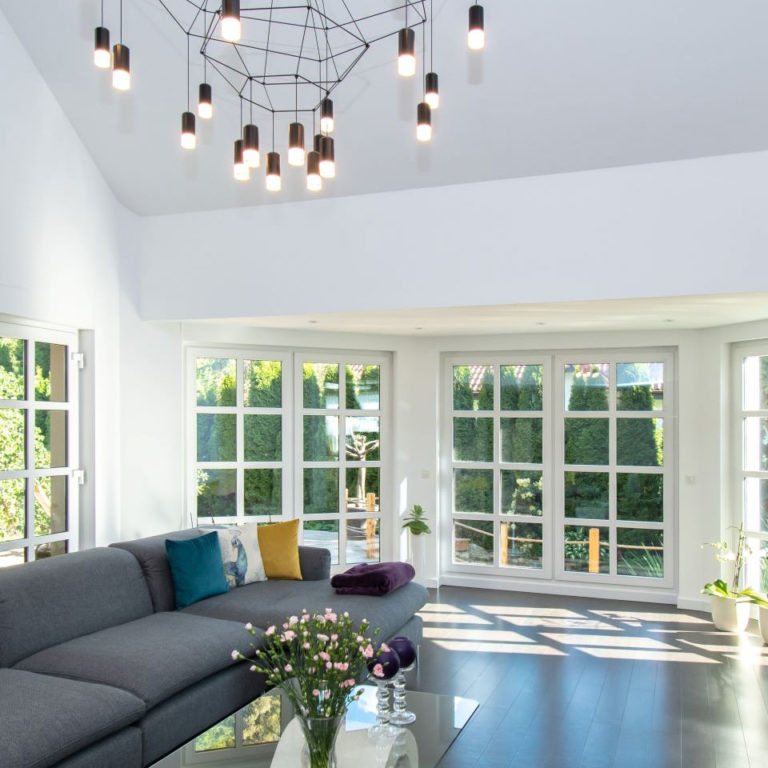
[367,646,400,680]
[389,636,416,668]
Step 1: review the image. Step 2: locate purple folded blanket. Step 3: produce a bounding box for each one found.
[331,561,415,596]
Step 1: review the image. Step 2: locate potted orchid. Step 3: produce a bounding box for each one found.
[233,609,376,768]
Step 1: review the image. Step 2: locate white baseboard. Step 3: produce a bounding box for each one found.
[676,596,710,612]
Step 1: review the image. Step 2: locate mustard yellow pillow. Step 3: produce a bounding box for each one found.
[257,519,303,580]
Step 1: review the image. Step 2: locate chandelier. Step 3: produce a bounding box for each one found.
[92,1,486,193]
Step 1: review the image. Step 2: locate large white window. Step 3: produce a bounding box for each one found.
[0,322,80,567]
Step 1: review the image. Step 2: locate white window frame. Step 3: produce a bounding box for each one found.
[0,321,80,564]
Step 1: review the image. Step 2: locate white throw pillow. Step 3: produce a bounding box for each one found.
[201,523,267,588]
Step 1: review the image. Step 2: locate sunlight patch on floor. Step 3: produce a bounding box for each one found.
[499,615,622,631]
[433,640,565,655]
[591,610,710,625]
[541,633,676,650]
[423,627,534,643]
[680,638,768,656]
[419,603,466,613]
[417,612,493,625]
[577,647,720,663]
[472,606,584,618]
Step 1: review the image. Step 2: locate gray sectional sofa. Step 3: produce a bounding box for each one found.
[0,528,428,768]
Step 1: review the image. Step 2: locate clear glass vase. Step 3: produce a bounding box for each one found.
[297,713,344,768]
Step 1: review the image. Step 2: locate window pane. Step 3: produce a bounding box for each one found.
[744,477,768,533]
[34,476,67,535]
[304,468,339,514]
[617,418,663,466]
[345,416,380,461]
[244,469,281,516]
[500,418,542,463]
[453,365,494,411]
[197,414,236,462]
[453,417,493,462]
[194,714,236,752]
[617,474,663,522]
[501,365,543,410]
[244,415,282,461]
[35,411,67,469]
[564,364,609,411]
[346,468,379,513]
[197,469,236,517]
[304,415,339,461]
[0,478,25,541]
[304,520,339,564]
[0,409,25,470]
[347,518,379,564]
[743,355,768,410]
[564,525,609,574]
[744,417,768,471]
[454,469,494,514]
[243,360,282,408]
[564,418,608,465]
[196,358,236,406]
[0,337,25,400]
[35,342,67,402]
[617,363,663,411]
[501,470,542,517]
[501,522,542,569]
[0,548,24,568]
[453,519,493,564]
[303,363,339,409]
[564,472,609,520]
[346,364,380,410]
[617,529,664,579]
[35,540,67,560]
[243,695,281,745]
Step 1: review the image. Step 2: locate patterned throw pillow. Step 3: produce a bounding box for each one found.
[201,523,266,588]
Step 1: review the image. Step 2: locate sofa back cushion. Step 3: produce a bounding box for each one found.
[110,529,203,612]
[0,547,153,667]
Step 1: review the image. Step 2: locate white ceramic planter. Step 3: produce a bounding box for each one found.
[759,606,768,644]
[710,594,751,632]
[409,534,427,581]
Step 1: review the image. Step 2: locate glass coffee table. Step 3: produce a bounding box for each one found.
[151,685,477,768]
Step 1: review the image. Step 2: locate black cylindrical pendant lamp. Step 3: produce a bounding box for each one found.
[288,122,305,167]
[233,138,249,181]
[397,27,416,76]
[320,97,334,134]
[416,101,432,142]
[425,72,439,109]
[468,4,485,50]
[319,135,335,179]
[314,133,323,153]
[112,43,131,90]
[266,151,282,191]
[221,0,242,42]
[306,150,322,191]
[94,26,111,69]
[181,111,196,150]
[243,123,260,167]
[198,83,213,119]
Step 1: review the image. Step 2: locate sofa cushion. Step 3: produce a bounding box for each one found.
[165,532,229,609]
[204,523,267,587]
[0,668,145,768]
[258,519,302,579]
[0,547,153,667]
[56,728,142,768]
[182,578,429,642]
[15,612,262,710]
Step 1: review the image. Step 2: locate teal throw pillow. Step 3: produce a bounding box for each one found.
[165,532,229,609]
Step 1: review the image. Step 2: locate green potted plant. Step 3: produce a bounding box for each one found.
[402,504,431,577]
[701,525,753,632]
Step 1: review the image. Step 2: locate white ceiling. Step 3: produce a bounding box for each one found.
[188,293,768,336]
[5,1,768,215]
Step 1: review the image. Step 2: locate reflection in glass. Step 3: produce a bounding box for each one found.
[347,518,380,564]
[453,417,493,462]
[617,529,664,578]
[0,548,24,568]
[346,364,380,410]
[345,416,380,461]
[500,418,542,463]
[564,472,609,519]
[617,418,663,466]
[501,521,542,569]
[243,696,281,745]
[744,417,768,471]
[564,364,609,411]
[501,365,543,410]
[194,714,236,752]
[244,360,282,408]
[454,469,493,514]
[304,468,339,514]
[197,414,236,462]
[244,415,282,461]
[303,363,339,409]
[0,479,25,541]
[304,520,339,564]
[743,355,768,410]
[501,470,542,516]
[34,475,67,535]
[244,469,281,516]
[35,411,67,468]
[346,468,379,513]
[617,473,663,522]
[0,337,24,399]
[35,540,67,559]
[304,415,339,461]
[197,469,236,517]
[453,365,493,411]
[196,358,236,406]
[744,477,768,533]
[564,418,608,465]
[617,362,663,411]
[35,342,68,402]
[453,519,493,564]
[564,525,609,573]
[0,410,25,470]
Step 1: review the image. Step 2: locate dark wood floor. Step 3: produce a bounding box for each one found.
[407,586,768,768]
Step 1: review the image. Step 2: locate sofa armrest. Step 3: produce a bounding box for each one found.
[299,546,331,581]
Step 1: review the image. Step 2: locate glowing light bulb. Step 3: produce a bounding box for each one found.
[288,123,305,167]
[112,44,131,90]
[243,124,260,167]
[306,151,322,191]
[416,102,432,142]
[425,73,439,110]
[221,0,242,42]
[266,151,281,191]
[319,136,335,179]
[397,27,416,77]
[181,112,196,150]
[198,84,213,120]
[94,27,111,69]
[468,5,485,50]
[320,98,334,134]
